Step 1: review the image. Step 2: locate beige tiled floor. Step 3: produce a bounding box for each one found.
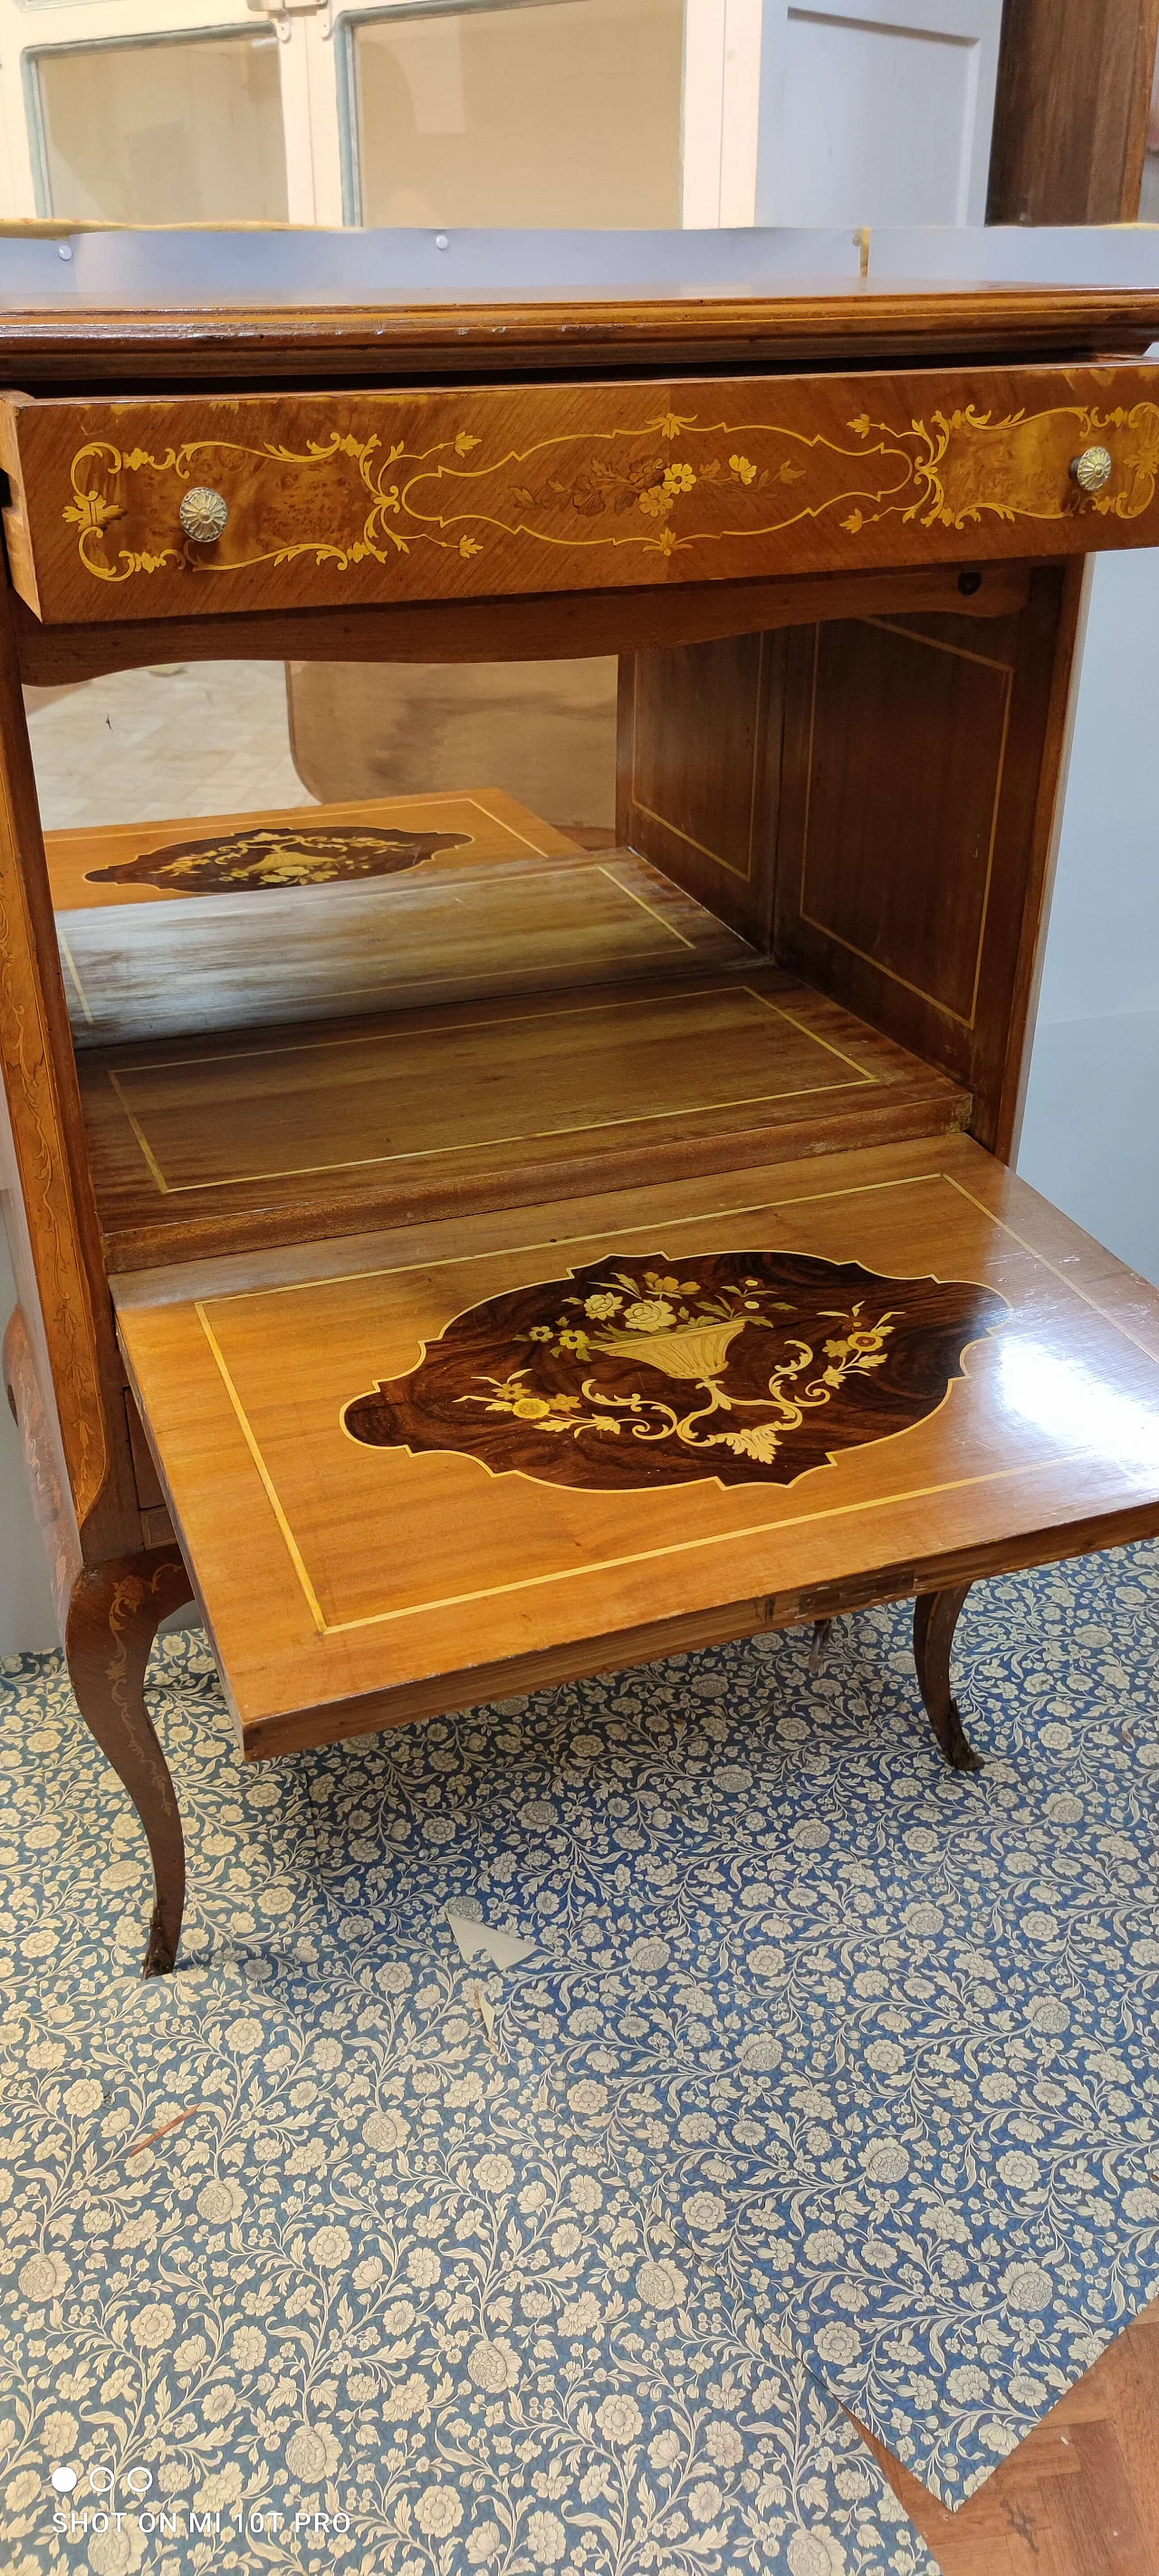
[25,660,311,831]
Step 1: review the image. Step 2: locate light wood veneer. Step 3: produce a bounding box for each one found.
[57,844,752,1049]
[44,784,579,910]
[5,363,1159,628]
[80,968,969,1268]
[115,1131,1159,1759]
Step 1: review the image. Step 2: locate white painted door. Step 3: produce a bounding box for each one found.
[0,0,296,224]
[754,0,1003,226]
[0,0,1001,233]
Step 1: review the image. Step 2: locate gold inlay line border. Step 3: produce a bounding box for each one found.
[56,928,94,1026]
[183,1166,1134,1640]
[628,635,766,887]
[190,1171,947,1312]
[62,855,692,1038]
[106,976,769,1076]
[798,621,1013,1033]
[196,1308,329,1636]
[110,982,877,1197]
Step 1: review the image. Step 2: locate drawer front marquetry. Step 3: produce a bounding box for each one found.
[4,367,1159,624]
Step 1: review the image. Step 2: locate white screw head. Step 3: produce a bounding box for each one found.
[57,243,73,262]
[434,234,449,250]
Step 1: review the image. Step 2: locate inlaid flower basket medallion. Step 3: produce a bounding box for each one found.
[342,1250,1008,1491]
[84,822,470,896]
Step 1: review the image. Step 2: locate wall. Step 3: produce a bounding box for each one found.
[1017,549,1159,1285]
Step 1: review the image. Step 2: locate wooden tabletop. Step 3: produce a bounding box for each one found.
[1,227,1156,380]
[58,842,752,1051]
[114,1130,1159,1758]
[44,783,579,909]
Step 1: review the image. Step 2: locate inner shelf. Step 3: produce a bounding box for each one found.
[81,964,970,1270]
[55,781,970,1269]
[55,829,747,1047]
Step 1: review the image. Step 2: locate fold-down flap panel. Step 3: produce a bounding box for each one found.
[113,1133,1159,1758]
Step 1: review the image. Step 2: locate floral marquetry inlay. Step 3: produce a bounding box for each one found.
[83,822,470,896]
[50,381,1159,611]
[342,1249,1008,1491]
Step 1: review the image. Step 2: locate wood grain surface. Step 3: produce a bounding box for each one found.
[771,569,1087,1158]
[0,575,139,1556]
[624,568,1083,1158]
[618,631,783,947]
[988,0,1159,224]
[868,2294,1159,2575]
[56,846,753,1050]
[1,282,1157,391]
[9,562,1033,689]
[2,1303,81,1628]
[113,1130,1159,1754]
[5,363,1158,626]
[79,967,969,1270]
[45,785,579,910]
[63,1542,194,1975]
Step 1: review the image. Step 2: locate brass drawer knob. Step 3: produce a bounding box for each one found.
[178,485,229,543]
[1069,445,1113,495]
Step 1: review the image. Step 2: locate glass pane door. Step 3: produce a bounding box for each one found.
[343,0,685,228]
[30,27,287,223]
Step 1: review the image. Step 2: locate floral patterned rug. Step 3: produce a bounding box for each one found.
[2,1540,1158,2569]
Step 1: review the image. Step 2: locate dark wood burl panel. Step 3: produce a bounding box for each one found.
[343,1246,1007,1493]
[85,822,470,896]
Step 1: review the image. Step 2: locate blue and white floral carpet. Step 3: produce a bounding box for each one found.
[2,1542,1159,2574]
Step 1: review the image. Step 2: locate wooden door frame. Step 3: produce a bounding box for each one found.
[988,0,1159,221]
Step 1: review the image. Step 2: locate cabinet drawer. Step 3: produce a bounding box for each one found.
[4,363,1159,626]
[114,1130,1159,1758]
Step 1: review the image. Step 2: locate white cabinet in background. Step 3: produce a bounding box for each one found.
[755,0,1003,226]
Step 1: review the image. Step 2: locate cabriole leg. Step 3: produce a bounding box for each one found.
[64,1545,194,1976]
[808,1616,833,1674]
[912,1583,982,1773]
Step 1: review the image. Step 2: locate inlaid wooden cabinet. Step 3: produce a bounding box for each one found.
[4,230,1159,1975]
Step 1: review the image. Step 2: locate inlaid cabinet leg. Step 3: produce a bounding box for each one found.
[912,1583,983,1773]
[64,1546,195,1977]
